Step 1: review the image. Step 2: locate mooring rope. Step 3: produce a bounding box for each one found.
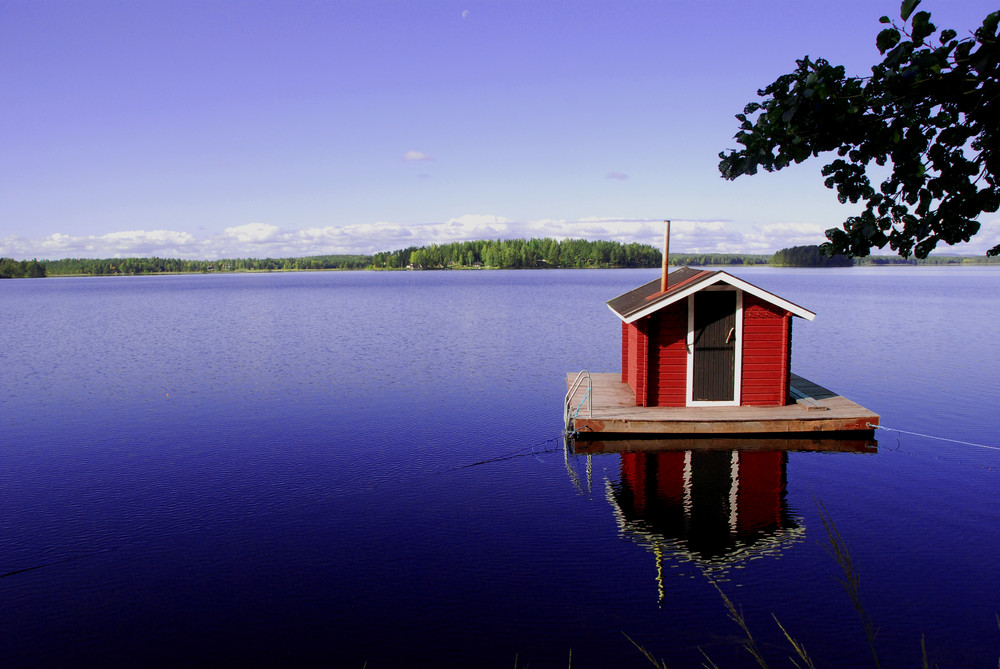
[450,434,566,470]
[869,423,999,452]
[1,547,117,581]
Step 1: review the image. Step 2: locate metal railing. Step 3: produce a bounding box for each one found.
[564,370,593,434]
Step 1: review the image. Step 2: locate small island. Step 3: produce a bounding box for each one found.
[770,245,853,267]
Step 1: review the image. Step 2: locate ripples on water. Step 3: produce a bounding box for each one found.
[1,268,998,667]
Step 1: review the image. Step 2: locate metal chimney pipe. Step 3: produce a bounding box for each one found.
[660,219,671,292]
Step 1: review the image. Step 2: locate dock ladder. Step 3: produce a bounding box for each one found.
[564,371,593,435]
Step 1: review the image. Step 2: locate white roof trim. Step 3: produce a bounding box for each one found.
[610,271,815,324]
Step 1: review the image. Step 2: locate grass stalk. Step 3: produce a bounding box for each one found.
[698,648,722,669]
[920,634,932,669]
[710,579,770,669]
[772,615,816,669]
[623,631,670,669]
[815,497,880,669]
[625,500,984,668]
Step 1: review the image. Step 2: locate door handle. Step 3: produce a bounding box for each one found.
[726,327,735,344]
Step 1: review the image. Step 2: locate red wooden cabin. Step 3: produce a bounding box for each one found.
[608,267,815,408]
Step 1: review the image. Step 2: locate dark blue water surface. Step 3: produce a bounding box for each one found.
[1,268,998,668]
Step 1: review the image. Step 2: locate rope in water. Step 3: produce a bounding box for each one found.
[451,434,566,469]
[869,423,999,452]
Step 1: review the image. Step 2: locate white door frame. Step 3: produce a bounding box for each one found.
[685,287,742,407]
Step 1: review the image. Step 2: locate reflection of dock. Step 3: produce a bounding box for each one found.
[567,373,879,436]
[575,434,877,454]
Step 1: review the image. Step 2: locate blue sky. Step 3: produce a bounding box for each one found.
[2,0,997,260]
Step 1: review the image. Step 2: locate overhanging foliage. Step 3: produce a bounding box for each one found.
[719,0,1000,258]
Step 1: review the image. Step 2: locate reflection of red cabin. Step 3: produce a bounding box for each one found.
[616,450,793,560]
[608,268,815,408]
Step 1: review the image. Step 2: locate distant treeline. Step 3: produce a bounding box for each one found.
[673,253,770,266]
[771,245,853,267]
[0,257,47,278]
[6,239,999,278]
[375,239,771,269]
[854,254,1000,265]
[41,255,370,276]
[771,245,1000,266]
[372,238,663,269]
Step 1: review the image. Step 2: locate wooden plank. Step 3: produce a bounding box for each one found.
[566,372,879,435]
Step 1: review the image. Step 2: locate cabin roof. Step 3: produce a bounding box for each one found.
[607,267,816,324]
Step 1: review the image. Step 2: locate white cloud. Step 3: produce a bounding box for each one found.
[9,214,994,261]
[741,221,828,254]
[221,222,281,243]
[461,9,469,19]
[403,150,432,161]
[0,229,202,259]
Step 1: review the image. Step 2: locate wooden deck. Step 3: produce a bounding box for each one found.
[566,373,878,436]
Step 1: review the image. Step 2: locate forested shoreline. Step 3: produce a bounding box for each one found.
[2,239,998,278]
[368,238,765,270]
[4,238,676,277]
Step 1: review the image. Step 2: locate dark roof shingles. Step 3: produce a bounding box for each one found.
[607,267,717,319]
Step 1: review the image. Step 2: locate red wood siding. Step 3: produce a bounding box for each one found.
[648,302,687,407]
[624,319,650,406]
[621,321,629,383]
[625,321,638,398]
[741,294,792,406]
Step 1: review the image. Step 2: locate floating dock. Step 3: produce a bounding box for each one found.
[565,372,879,436]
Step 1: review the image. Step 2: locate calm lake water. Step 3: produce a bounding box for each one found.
[1,267,998,668]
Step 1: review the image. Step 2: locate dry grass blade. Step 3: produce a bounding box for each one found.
[815,497,880,669]
[772,614,816,669]
[920,634,933,669]
[710,579,770,669]
[698,647,722,669]
[623,632,670,669]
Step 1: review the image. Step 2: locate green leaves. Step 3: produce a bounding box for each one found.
[719,0,1000,259]
[981,10,999,38]
[877,28,901,54]
[910,11,935,44]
